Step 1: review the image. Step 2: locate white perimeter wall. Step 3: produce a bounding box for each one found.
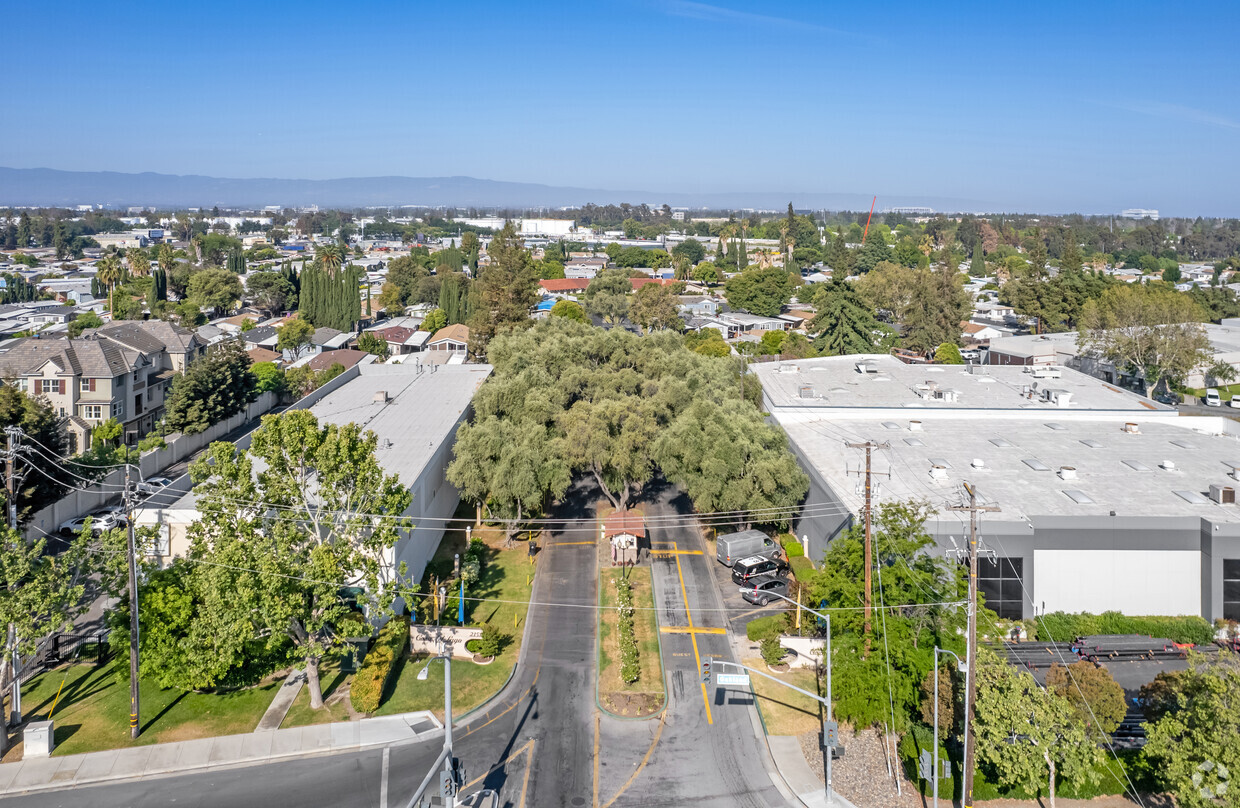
[1033,549,1200,616]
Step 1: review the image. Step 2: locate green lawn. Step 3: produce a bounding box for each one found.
[4,657,279,758]
[598,567,664,717]
[280,656,353,728]
[746,658,823,736]
[374,537,532,720]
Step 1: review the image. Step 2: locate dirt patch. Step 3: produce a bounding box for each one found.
[601,691,662,717]
[798,725,924,808]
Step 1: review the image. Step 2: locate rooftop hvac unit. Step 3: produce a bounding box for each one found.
[1210,484,1236,504]
[799,385,815,399]
[928,465,948,481]
[971,458,986,469]
[1058,466,1077,480]
[373,391,389,403]
[1031,366,1063,380]
[1123,422,1141,434]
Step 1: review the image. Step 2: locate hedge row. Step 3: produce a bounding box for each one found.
[788,555,814,580]
[615,577,639,684]
[778,533,804,558]
[1033,611,1215,646]
[350,614,410,713]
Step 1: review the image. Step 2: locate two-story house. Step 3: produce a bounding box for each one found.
[0,320,202,450]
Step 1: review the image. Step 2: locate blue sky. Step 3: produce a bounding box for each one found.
[5,1,1238,214]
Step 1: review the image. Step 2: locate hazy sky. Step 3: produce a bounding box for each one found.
[5,0,1238,215]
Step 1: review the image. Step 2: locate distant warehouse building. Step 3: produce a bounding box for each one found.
[752,354,1240,623]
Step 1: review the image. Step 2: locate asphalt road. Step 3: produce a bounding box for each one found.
[3,478,792,808]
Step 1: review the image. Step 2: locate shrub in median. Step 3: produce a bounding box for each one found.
[760,637,786,666]
[350,614,410,713]
[747,614,787,642]
[474,622,505,658]
[615,576,640,684]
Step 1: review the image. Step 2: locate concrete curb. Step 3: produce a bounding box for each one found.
[0,711,442,797]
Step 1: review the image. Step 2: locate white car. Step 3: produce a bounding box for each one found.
[58,508,127,536]
[1205,388,1222,407]
[137,476,174,496]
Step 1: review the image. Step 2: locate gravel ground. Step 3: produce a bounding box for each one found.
[798,726,925,808]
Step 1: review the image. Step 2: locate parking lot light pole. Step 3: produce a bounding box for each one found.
[750,588,832,805]
[933,646,966,808]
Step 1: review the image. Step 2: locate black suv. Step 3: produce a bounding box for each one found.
[731,555,789,585]
[739,574,789,606]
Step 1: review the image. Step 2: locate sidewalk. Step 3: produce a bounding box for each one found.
[0,710,441,797]
[767,735,860,808]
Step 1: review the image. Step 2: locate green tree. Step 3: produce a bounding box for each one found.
[126,248,151,278]
[808,281,896,356]
[584,268,633,326]
[165,339,258,434]
[757,330,786,356]
[67,309,104,338]
[357,331,389,358]
[723,267,794,317]
[1078,283,1211,397]
[692,262,721,285]
[277,316,316,359]
[172,301,206,329]
[561,398,659,510]
[1046,660,1127,741]
[419,308,448,333]
[628,283,683,333]
[188,268,244,317]
[1163,264,1183,283]
[0,386,73,520]
[252,361,287,394]
[550,299,587,322]
[467,222,538,357]
[672,238,706,265]
[0,527,88,753]
[1143,653,1240,808]
[934,343,964,364]
[973,648,1102,808]
[684,329,731,357]
[186,410,414,708]
[247,271,297,315]
[902,255,971,354]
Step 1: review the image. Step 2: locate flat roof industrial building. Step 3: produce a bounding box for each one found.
[752,355,1240,624]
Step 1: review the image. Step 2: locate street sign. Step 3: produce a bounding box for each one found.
[716,673,750,686]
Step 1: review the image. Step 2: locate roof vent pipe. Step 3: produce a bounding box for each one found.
[928,465,948,481]
[971,458,986,469]
[1058,466,1077,480]
[1162,460,1177,471]
[1123,422,1140,434]
[909,420,923,432]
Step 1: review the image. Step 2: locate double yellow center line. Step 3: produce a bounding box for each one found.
[671,540,714,725]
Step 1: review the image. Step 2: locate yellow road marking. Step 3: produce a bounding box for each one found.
[659,626,726,635]
[592,712,601,808]
[601,711,667,808]
[649,549,703,556]
[518,740,535,808]
[673,541,713,725]
[550,541,596,546]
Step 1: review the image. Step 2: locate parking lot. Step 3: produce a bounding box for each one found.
[703,547,799,635]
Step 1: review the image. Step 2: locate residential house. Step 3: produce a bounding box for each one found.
[677,296,721,319]
[367,325,429,356]
[564,257,608,279]
[539,278,591,298]
[428,324,470,354]
[962,322,1003,344]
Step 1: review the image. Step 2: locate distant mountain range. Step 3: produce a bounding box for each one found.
[0,167,980,213]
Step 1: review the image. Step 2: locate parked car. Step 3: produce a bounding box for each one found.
[1230,395,1240,409]
[137,476,174,496]
[731,555,789,585]
[1205,388,1222,407]
[739,573,789,606]
[716,529,781,567]
[58,508,127,536]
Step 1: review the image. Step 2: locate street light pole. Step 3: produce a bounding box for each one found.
[933,647,965,808]
[407,641,459,807]
[758,589,833,805]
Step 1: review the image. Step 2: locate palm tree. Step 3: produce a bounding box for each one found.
[157,243,176,274]
[317,243,343,275]
[126,248,151,277]
[190,236,203,265]
[96,255,121,317]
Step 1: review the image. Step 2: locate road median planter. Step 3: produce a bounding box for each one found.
[597,567,664,718]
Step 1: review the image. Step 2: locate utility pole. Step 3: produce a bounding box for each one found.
[948,482,999,808]
[124,465,141,739]
[5,427,21,726]
[845,441,889,654]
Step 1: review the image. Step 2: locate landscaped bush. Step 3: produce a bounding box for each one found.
[747,614,788,642]
[1034,611,1214,645]
[788,555,813,580]
[350,614,409,713]
[615,576,640,683]
[473,622,505,658]
[760,637,786,666]
[779,533,804,558]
